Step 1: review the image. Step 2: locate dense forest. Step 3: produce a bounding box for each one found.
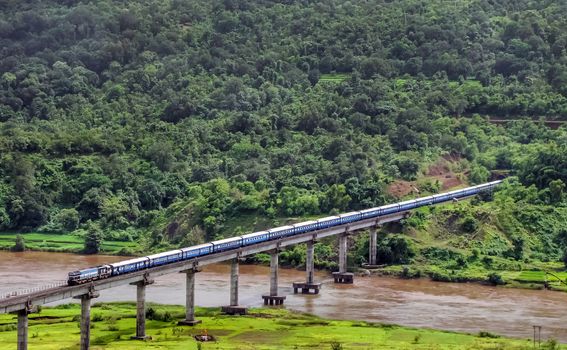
[0,0,566,274]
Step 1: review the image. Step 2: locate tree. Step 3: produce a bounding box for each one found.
[145,142,175,171]
[510,236,525,261]
[393,155,420,180]
[469,163,490,184]
[84,222,103,254]
[323,184,351,212]
[12,234,25,252]
[376,235,415,264]
[77,188,108,221]
[549,179,565,203]
[54,208,80,232]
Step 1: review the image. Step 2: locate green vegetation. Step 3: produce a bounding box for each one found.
[0,232,139,255]
[11,234,24,252]
[84,221,103,254]
[359,178,567,288]
[0,303,558,349]
[0,0,566,285]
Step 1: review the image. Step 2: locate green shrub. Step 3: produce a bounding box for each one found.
[430,271,469,283]
[401,266,421,278]
[0,324,17,332]
[117,247,135,256]
[330,341,343,350]
[376,235,415,264]
[55,209,80,232]
[478,331,500,338]
[543,339,560,350]
[460,215,478,233]
[413,334,422,344]
[487,272,505,285]
[146,307,156,320]
[12,234,25,252]
[421,246,464,264]
[430,271,453,282]
[146,307,173,322]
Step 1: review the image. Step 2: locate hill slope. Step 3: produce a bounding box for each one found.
[0,0,565,269]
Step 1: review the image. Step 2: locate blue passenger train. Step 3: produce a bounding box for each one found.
[67,180,502,285]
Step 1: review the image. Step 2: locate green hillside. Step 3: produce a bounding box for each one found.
[0,0,565,274]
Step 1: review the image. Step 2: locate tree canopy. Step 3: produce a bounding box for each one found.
[0,0,565,250]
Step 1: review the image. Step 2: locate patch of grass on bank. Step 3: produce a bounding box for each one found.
[375,264,567,292]
[0,233,139,255]
[0,303,552,349]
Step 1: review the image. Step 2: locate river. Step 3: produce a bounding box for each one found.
[1,251,566,342]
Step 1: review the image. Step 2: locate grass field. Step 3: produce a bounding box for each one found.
[0,303,554,350]
[0,233,139,255]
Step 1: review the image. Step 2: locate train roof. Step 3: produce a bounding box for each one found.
[268,225,294,233]
[111,257,149,268]
[292,220,317,227]
[338,212,360,218]
[180,243,213,252]
[380,203,399,209]
[241,231,268,239]
[211,236,242,245]
[317,216,339,222]
[77,267,98,273]
[146,250,183,259]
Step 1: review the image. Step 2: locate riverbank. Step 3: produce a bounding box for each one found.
[369,263,567,292]
[0,303,558,349]
[3,251,567,342]
[0,233,139,255]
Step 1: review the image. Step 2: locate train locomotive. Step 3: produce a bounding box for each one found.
[67,180,502,285]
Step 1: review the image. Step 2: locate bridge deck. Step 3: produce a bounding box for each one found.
[0,211,413,314]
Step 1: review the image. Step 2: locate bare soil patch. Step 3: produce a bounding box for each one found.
[387,158,465,198]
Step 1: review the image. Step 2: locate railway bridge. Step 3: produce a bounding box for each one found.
[0,181,501,350]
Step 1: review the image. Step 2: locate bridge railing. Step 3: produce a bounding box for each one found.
[0,281,67,300]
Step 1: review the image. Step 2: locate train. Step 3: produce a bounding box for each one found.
[67,180,502,285]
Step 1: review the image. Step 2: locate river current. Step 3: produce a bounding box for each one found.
[1,251,566,342]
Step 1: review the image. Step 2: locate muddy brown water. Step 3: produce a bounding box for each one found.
[1,251,566,342]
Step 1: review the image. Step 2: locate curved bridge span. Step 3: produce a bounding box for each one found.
[0,181,501,349]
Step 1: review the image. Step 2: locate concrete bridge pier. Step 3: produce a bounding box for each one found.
[222,258,247,315]
[178,267,202,326]
[362,226,381,269]
[74,290,99,350]
[333,233,354,284]
[293,240,321,294]
[262,250,286,305]
[362,227,378,269]
[369,228,377,265]
[11,301,36,350]
[16,309,29,350]
[131,275,154,339]
[17,310,27,350]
